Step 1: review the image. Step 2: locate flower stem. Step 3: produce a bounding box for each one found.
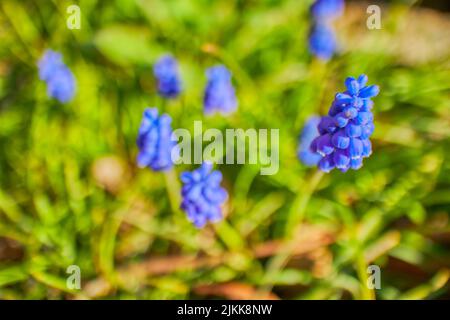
[356,246,376,300]
[163,168,182,215]
[261,170,324,291]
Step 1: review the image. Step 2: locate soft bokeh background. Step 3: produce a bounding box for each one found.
[0,0,449,300]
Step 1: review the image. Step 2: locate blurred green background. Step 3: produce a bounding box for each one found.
[0,0,449,300]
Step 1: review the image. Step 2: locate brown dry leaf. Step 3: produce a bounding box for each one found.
[364,230,401,263]
[0,237,24,262]
[306,247,333,278]
[81,277,112,300]
[78,224,335,299]
[194,282,279,300]
[253,224,335,258]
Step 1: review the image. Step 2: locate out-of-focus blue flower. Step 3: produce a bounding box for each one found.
[311,0,344,21]
[298,116,322,166]
[203,65,237,115]
[309,0,344,60]
[46,66,76,103]
[136,108,178,172]
[311,74,379,172]
[38,50,76,103]
[153,55,182,99]
[308,23,337,61]
[180,162,228,228]
[38,50,63,81]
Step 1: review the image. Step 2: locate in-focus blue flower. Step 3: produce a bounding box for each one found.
[204,65,237,115]
[38,50,76,103]
[311,0,345,21]
[180,162,228,228]
[311,74,379,172]
[309,23,337,61]
[136,107,178,172]
[153,55,182,99]
[298,116,322,166]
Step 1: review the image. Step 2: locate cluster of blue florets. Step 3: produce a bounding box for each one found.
[310,74,379,172]
[38,50,76,103]
[309,0,344,60]
[180,162,228,228]
[204,65,238,115]
[153,55,183,99]
[136,108,178,172]
[153,56,237,115]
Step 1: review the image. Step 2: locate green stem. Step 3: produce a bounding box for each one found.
[163,168,182,215]
[285,170,324,236]
[355,247,375,300]
[261,170,324,291]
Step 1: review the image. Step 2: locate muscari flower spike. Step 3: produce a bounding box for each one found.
[204,65,237,115]
[38,49,76,103]
[38,50,63,81]
[308,23,337,61]
[298,116,322,167]
[311,74,379,172]
[311,0,345,21]
[136,108,178,172]
[153,55,182,99]
[180,162,228,228]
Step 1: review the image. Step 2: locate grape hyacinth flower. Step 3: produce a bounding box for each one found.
[311,74,379,172]
[38,50,63,82]
[180,162,228,228]
[308,23,337,61]
[203,65,237,115]
[311,0,345,21]
[153,55,182,99]
[38,50,76,103]
[136,108,178,171]
[298,116,322,167]
[308,0,344,61]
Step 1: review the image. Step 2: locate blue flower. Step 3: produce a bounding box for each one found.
[298,116,322,166]
[180,162,228,228]
[153,55,182,99]
[38,50,63,81]
[309,23,337,61]
[204,65,237,115]
[38,50,76,103]
[46,66,76,103]
[311,0,345,21]
[311,74,379,172]
[136,108,178,172]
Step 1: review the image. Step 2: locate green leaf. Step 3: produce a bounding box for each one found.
[406,202,426,225]
[94,25,161,66]
[0,265,28,287]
